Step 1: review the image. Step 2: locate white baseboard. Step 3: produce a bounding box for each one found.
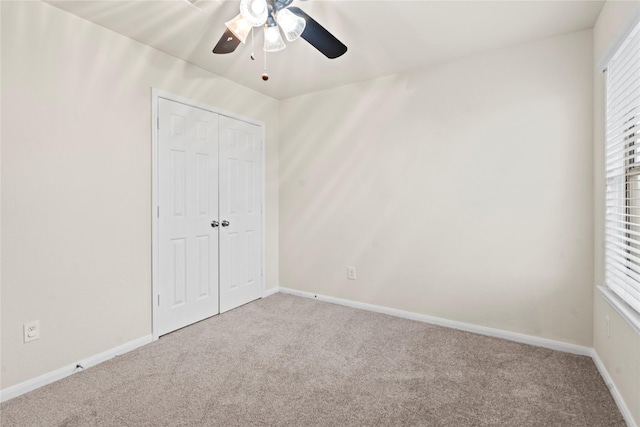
[0,334,152,403]
[278,287,592,356]
[263,287,279,297]
[591,350,637,427]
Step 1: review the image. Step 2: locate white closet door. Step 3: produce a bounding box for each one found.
[158,99,219,335]
[219,115,263,313]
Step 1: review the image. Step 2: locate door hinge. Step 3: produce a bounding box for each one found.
[157,294,160,306]
[157,117,160,129]
[157,206,160,218]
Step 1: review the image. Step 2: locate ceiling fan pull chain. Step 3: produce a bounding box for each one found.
[250,27,255,60]
[262,49,269,81]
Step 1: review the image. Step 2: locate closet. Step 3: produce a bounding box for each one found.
[154,96,263,336]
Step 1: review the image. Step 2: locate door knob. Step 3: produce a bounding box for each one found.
[211,220,219,228]
[221,220,230,227]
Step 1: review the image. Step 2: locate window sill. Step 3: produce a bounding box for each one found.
[598,285,640,336]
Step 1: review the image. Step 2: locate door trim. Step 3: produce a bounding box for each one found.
[151,88,266,341]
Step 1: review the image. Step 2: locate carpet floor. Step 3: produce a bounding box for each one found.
[0,293,625,426]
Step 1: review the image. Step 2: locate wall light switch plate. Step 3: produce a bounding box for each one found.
[24,320,40,343]
[347,266,357,280]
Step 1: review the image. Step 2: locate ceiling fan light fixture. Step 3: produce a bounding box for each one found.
[263,25,286,52]
[225,14,252,44]
[240,0,268,27]
[276,8,306,42]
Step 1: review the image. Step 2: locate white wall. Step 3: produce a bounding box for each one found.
[593,1,640,424]
[0,0,279,389]
[280,30,594,346]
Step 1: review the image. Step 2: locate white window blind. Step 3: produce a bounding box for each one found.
[605,18,640,315]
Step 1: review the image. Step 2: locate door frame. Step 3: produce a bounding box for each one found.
[150,88,266,341]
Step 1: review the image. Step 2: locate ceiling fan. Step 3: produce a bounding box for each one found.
[212,0,347,79]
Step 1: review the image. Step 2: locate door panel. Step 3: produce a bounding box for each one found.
[219,116,263,313]
[158,99,219,335]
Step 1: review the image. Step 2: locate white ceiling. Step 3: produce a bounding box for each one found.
[45,0,605,99]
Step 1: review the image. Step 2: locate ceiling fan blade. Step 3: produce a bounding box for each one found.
[213,28,242,54]
[287,7,347,59]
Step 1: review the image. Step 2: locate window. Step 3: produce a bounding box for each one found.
[604,18,640,315]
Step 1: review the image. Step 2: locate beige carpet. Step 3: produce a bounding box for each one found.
[0,293,625,426]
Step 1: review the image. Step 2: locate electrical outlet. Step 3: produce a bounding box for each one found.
[605,316,610,338]
[347,266,357,280]
[24,320,40,343]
